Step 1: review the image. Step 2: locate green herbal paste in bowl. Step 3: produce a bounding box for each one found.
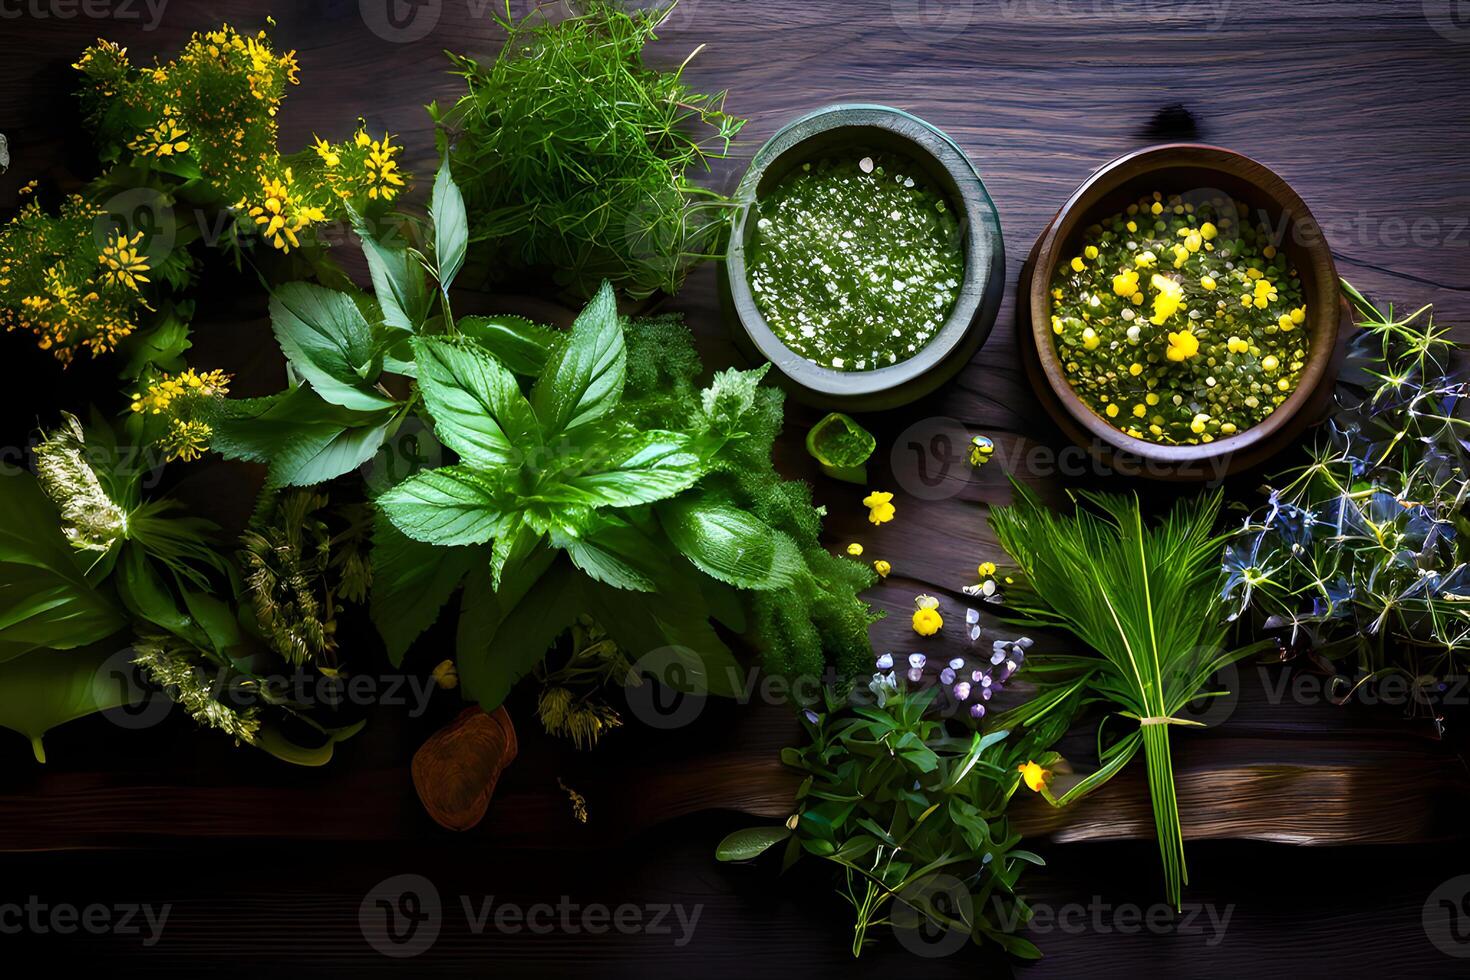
[747,152,964,372]
[1049,192,1309,445]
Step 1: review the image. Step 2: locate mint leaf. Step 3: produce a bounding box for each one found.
[208,387,397,488]
[431,156,468,292]
[659,497,804,590]
[377,463,508,546]
[353,208,432,333]
[369,513,484,666]
[560,521,664,593]
[413,336,541,468]
[270,282,396,412]
[457,315,557,376]
[458,558,579,711]
[559,429,703,508]
[531,280,625,435]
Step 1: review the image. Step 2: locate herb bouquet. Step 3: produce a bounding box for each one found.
[988,481,1265,908]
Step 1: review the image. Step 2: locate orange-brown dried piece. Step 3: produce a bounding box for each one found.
[412,705,518,831]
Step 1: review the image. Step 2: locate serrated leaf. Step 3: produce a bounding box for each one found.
[457,315,556,376]
[716,826,791,862]
[369,514,484,666]
[413,336,541,467]
[208,387,397,488]
[354,208,432,332]
[559,429,703,508]
[658,497,804,590]
[431,156,468,292]
[561,521,664,592]
[531,281,625,435]
[377,464,508,547]
[270,282,395,411]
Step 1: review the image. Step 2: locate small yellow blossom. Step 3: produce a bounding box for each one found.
[978,561,997,578]
[911,595,943,637]
[1149,274,1185,326]
[1166,328,1199,362]
[873,559,891,578]
[1018,760,1050,792]
[1112,269,1140,297]
[863,490,895,525]
[432,659,459,689]
[846,543,864,556]
[1070,256,1085,272]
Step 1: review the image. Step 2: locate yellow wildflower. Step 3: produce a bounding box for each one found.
[846,542,864,556]
[912,595,942,637]
[1111,269,1139,297]
[863,490,895,525]
[977,561,997,578]
[431,659,459,690]
[1166,328,1199,362]
[873,559,891,578]
[98,230,151,291]
[1018,760,1050,792]
[1149,274,1184,326]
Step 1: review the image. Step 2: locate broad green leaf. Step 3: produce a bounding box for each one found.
[116,306,191,378]
[209,387,398,488]
[0,473,124,659]
[413,337,540,467]
[370,515,484,666]
[560,521,664,593]
[430,156,468,291]
[457,554,572,711]
[115,542,199,644]
[531,281,625,435]
[658,497,804,590]
[353,208,432,332]
[715,826,791,862]
[270,282,396,411]
[583,578,744,698]
[0,644,132,762]
[559,429,703,508]
[377,464,507,546]
[457,315,556,376]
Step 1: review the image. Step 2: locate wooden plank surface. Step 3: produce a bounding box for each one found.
[2,0,1470,974]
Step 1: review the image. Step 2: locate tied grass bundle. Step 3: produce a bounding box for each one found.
[989,481,1261,908]
[431,1,745,300]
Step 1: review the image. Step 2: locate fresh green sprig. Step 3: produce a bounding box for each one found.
[430,1,746,299]
[988,480,1265,909]
[717,680,1045,959]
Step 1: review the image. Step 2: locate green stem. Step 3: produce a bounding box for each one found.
[1140,722,1186,910]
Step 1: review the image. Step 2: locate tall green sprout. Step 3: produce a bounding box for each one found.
[988,480,1264,908]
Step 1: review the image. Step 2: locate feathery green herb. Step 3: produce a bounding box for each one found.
[430,1,745,299]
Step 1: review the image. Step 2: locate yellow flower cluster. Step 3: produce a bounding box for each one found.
[74,24,409,258]
[0,194,153,363]
[130,367,231,462]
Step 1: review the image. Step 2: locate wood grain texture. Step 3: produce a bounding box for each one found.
[2,0,1470,974]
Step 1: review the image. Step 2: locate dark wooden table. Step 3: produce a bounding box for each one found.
[3,1,1470,975]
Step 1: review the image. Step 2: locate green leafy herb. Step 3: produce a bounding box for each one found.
[988,480,1265,909]
[431,0,746,300]
[718,681,1044,959]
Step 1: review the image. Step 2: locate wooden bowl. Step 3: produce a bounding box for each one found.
[1019,144,1344,481]
[722,104,1005,411]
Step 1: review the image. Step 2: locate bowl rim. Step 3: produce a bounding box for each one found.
[1028,142,1341,464]
[725,103,1004,400]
